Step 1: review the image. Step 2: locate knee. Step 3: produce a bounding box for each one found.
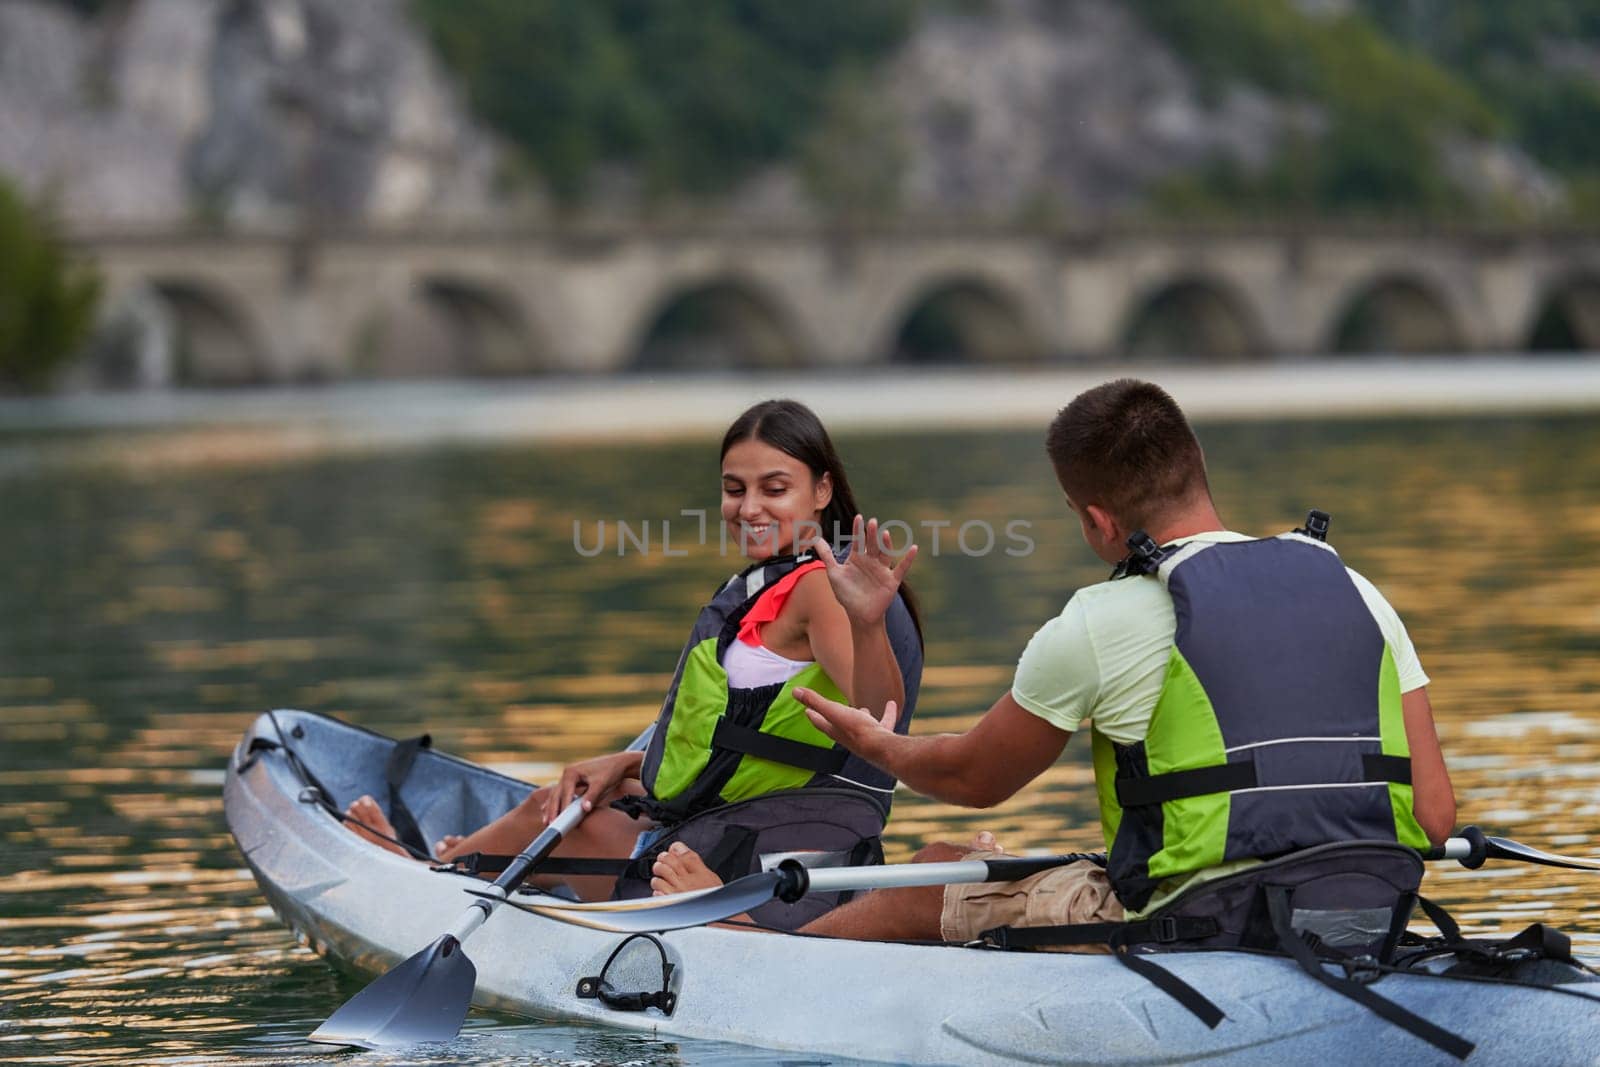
[515,786,550,815]
[913,841,969,864]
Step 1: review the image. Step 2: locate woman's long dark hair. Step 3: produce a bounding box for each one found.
[721,399,923,645]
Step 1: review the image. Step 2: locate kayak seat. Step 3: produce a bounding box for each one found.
[256,710,535,862]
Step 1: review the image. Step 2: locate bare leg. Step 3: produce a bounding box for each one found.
[434,780,651,902]
[344,795,409,856]
[797,840,972,941]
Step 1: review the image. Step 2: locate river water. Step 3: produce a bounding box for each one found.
[2,404,1599,1065]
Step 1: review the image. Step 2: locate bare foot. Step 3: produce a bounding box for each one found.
[651,842,724,895]
[343,795,410,857]
[968,830,1005,855]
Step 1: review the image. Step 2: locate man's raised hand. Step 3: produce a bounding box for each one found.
[794,686,899,755]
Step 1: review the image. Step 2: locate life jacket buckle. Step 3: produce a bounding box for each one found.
[1297,509,1331,542]
[1151,915,1182,944]
[1112,531,1169,579]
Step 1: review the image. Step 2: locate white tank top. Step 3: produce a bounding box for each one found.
[723,638,813,688]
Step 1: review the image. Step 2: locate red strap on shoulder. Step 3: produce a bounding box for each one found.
[736,560,826,647]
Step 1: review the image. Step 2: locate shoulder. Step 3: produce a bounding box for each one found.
[1342,565,1403,623]
[1343,564,1430,690]
[784,563,838,619]
[1020,578,1168,661]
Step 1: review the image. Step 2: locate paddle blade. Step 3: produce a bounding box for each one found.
[519,870,785,933]
[309,934,477,1049]
[1485,836,1600,872]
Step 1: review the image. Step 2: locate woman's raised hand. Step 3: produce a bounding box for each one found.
[811,515,918,626]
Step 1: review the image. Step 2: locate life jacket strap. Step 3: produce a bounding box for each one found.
[1116,760,1256,807]
[710,720,849,776]
[1110,529,1172,579]
[1116,752,1411,808]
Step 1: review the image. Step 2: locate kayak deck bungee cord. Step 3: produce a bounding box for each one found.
[226,710,1600,1065]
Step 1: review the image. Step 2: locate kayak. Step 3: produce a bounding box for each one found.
[224,710,1600,1065]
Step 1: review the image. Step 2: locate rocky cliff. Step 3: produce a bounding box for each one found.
[0,0,1563,228]
[0,0,502,228]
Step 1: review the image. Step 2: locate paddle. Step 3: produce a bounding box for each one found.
[516,826,1600,935]
[511,852,1105,934]
[308,727,654,1049]
[1428,824,1600,872]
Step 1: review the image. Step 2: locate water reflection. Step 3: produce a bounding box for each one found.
[2,413,1599,1063]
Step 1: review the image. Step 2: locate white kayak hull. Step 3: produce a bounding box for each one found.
[224,711,1600,1066]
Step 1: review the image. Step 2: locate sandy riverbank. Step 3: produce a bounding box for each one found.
[1,358,1598,457]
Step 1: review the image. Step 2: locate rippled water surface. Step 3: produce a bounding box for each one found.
[3,410,1600,1065]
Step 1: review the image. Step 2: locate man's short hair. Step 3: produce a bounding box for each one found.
[1045,379,1210,529]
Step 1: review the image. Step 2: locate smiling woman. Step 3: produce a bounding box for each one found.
[340,398,924,927]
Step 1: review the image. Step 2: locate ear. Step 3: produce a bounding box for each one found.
[1083,503,1123,548]
[813,471,833,512]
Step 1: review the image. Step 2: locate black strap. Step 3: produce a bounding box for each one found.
[1499,922,1575,964]
[1413,894,1463,943]
[701,825,759,882]
[1119,756,1407,808]
[447,852,633,879]
[1410,895,1577,970]
[384,735,433,859]
[1110,930,1226,1028]
[710,720,848,775]
[1110,530,1173,580]
[575,933,677,1015]
[981,915,1219,950]
[1266,884,1474,1060]
[1116,760,1257,807]
[1361,753,1412,784]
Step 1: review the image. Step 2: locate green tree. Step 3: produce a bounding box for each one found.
[1131,0,1494,219]
[0,180,102,392]
[410,0,917,202]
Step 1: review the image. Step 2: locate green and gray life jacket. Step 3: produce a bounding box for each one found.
[638,551,923,822]
[1092,521,1430,912]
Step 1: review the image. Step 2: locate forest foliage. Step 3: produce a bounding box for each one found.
[0,179,102,392]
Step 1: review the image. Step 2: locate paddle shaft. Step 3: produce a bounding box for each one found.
[801,853,1100,896]
[444,798,588,941]
[448,726,658,937]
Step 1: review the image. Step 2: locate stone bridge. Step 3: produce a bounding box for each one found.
[72,223,1600,386]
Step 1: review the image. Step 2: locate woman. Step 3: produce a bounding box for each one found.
[346,400,922,915]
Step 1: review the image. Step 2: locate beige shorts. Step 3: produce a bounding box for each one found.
[939,854,1123,951]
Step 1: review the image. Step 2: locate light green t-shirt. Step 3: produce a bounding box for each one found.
[1011,530,1429,914]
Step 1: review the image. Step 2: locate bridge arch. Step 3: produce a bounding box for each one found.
[1525,272,1600,351]
[1120,275,1265,361]
[101,279,269,386]
[1327,273,1465,355]
[354,276,542,379]
[92,279,270,386]
[629,276,809,371]
[888,276,1045,364]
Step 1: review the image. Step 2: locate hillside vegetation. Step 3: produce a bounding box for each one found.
[402,0,1600,221]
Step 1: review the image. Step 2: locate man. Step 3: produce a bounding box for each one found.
[746,378,1455,943]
